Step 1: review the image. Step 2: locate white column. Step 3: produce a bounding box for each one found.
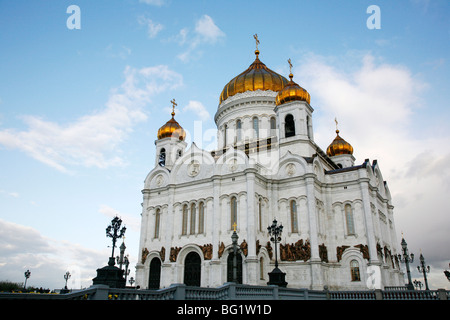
[245,168,258,284]
[360,181,380,264]
[209,176,222,286]
[306,176,323,290]
[306,177,319,259]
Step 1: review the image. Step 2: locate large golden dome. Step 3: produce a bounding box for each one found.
[275,73,311,106]
[219,50,289,104]
[326,130,354,157]
[157,108,186,141]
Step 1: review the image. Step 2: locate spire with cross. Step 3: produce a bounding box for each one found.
[253,33,259,50]
[170,98,177,117]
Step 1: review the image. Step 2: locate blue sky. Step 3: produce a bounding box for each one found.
[0,0,449,290]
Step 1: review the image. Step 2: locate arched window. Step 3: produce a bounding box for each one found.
[230,196,237,229]
[154,208,161,238]
[253,117,259,139]
[258,198,263,232]
[270,117,276,136]
[158,148,166,166]
[182,204,188,235]
[285,114,295,137]
[306,116,311,139]
[290,200,298,233]
[345,204,355,235]
[198,202,205,234]
[177,149,182,159]
[350,260,361,281]
[236,120,242,142]
[190,203,196,235]
[223,124,228,147]
[259,257,264,280]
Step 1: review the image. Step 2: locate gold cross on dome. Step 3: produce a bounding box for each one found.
[232,222,237,232]
[170,98,177,116]
[253,34,259,50]
[288,58,293,74]
[335,117,339,130]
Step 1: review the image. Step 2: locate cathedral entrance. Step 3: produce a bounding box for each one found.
[184,252,201,286]
[148,258,161,289]
[227,252,243,284]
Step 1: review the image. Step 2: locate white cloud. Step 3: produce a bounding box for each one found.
[183,100,210,121]
[0,189,19,198]
[176,15,225,62]
[0,218,107,289]
[138,16,164,38]
[99,204,140,233]
[139,0,165,6]
[296,52,450,289]
[0,65,183,173]
[194,15,225,44]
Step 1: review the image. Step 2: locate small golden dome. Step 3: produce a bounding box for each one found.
[275,73,311,106]
[219,50,289,104]
[326,130,354,157]
[157,107,186,141]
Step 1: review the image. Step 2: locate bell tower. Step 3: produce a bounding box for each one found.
[154,99,187,170]
[274,59,315,157]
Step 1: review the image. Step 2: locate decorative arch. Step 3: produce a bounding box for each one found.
[277,151,308,178]
[170,142,215,184]
[143,167,170,189]
[215,147,249,175]
[340,247,368,286]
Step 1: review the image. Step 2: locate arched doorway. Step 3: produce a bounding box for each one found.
[184,252,201,286]
[227,252,243,284]
[148,258,161,289]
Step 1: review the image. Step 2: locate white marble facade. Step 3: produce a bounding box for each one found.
[135,53,405,291]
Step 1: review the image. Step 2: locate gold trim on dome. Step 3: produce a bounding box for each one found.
[219,48,289,104]
[275,59,311,106]
[326,129,353,157]
[157,99,186,141]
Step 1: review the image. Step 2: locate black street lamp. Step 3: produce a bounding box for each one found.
[267,218,287,287]
[124,255,130,283]
[61,271,71,293]
[92,216,127,288]
[64,271,71,289]
[397,237,414,290]
[413,279,423,290]
[444,263,450,282]
[129,276,135,287]
[116,240,126,269]
[417,253,430,291]
[231,222,240,283]
[106,216,126,266]
[24,269,31,290]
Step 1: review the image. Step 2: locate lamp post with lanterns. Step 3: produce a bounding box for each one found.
[106,216,126,267]
[231,222,240,283]
[24,269,31,290]
[417,253,430,291]
[92,216,127,288]
[413,279,423,290]
[397,237,414,290]
[267,218,287,287]
[444,264,450,282]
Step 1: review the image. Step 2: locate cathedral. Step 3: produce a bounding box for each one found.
[135,41,405,291]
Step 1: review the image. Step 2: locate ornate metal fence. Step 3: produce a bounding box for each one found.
[0,283,448,300]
